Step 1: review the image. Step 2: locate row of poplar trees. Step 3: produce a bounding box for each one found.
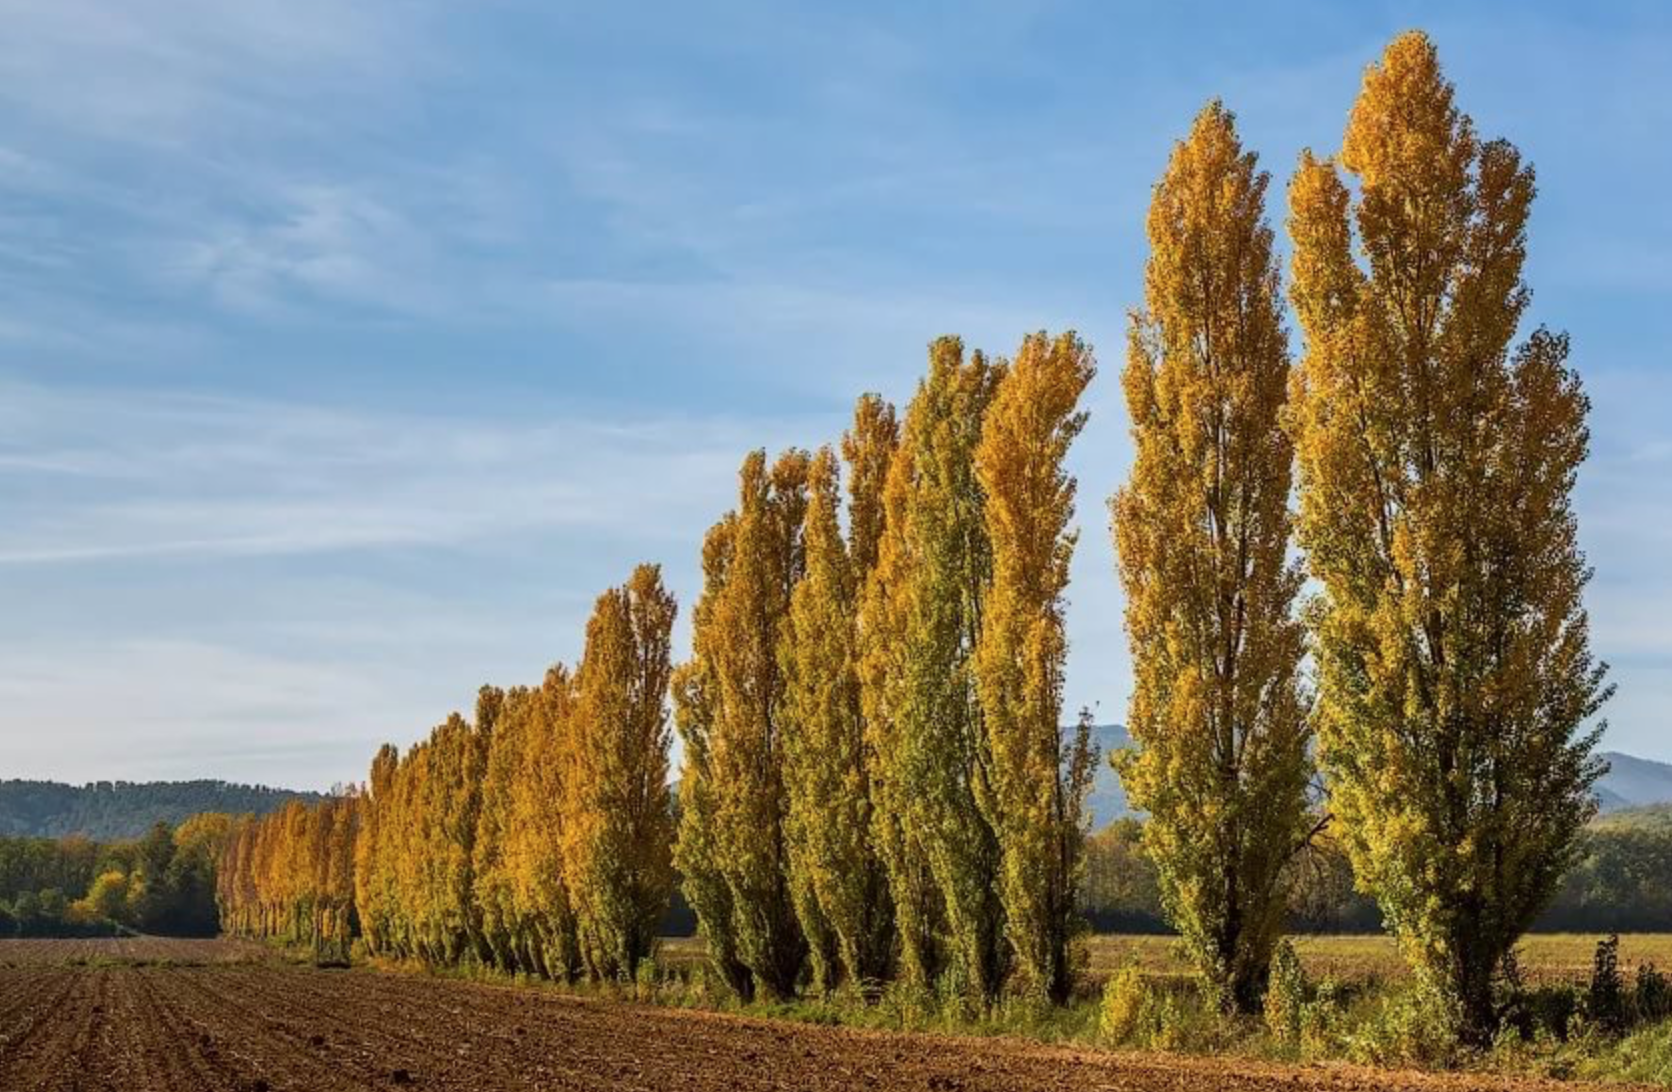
[218,797,360,962]
[1113,32,1607,1044]
[674,327,1100,1006]
[217,31,1607,1046]
[221,564,680,984]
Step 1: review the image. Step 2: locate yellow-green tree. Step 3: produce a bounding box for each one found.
[974,329,1097,1003]
[218,794,359,962]
[471,667,583,980]
[567,564,678,981]
[862,337,1006,1002]
[781,413,898,993]
[672,515,755,999]
[521,666,584,980]
[677,450,811,1000]
[1112,102,1313,1013]
[1287,32,1609,1041]
[354,743,401,958]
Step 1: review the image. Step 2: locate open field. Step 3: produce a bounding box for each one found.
[1084,934,1672,989]
[0,935,276,968]
[659,933,1672,991]
[0,937,1655,1092]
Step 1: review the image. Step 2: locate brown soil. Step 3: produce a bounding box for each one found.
[0,940,1647,1092]
[0,936,275,967]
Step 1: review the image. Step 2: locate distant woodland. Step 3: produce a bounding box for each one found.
[0,780,323,840]
[0,817,229,937]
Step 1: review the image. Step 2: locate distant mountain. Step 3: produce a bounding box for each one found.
[1084,724,1133,830]
[0,780,326,841]
[1595,752,1672,812]
[1082,730,1672,831]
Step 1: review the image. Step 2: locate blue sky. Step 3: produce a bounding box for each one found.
[1,2,1668,789]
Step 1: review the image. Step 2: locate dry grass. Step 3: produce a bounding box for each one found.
[653,932,1672,991]
[1084,933,1672,988]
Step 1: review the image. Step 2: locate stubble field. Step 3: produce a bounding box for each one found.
[0,938,1662,1092]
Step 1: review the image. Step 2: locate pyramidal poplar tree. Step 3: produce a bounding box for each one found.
[1112,102,1313,1014]
[862,336,1008,1003]
[566,564,678,982]
[472,681,532,972]
[676,450,811,1000]
[673,514,753,999]
[1287,32,1609,1041]
[973,329,1098,1004]
[781,411,899,993]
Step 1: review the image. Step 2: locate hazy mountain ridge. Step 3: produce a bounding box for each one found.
[1083,726,1672,830]
[0,779,327,840]
[11,735,1666,841]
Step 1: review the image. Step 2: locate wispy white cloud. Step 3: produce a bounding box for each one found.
[0,380,824,565]
[0,0,426,148]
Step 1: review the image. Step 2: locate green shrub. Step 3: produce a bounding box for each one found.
[1346,985,1459,1068]
[1587,934,1626,1035]
[1144,989,1185,1052]
[1506,983,1582,1042]
[1634,962,1670,1024]
[1099,963,1148,1044]
[1263,940,1306,1048]
[634,957,658,1002]
[1299,976,1346,1059]
[1579,1018,1672,1085]
[935,962,974,1021]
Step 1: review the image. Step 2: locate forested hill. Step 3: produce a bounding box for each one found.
[0,780,325,839]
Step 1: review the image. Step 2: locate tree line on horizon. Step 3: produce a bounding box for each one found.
[0,818,226,937]
[216,31,1608,1046]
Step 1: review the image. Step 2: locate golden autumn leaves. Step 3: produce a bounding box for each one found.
[1115,31,1607,1041]
[223,567,679,984]
[1288,33,1609,1042]
[214,30,1605,1044]
[674,335,1097,1005]
[1114,100,1311,1016]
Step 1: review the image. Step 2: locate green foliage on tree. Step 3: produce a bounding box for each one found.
[1113,102,1314,1013]
[974,330,1098,1003]
[1288,32,1610,1041]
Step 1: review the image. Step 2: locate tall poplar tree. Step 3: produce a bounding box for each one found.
[1113,102,1312,1013]
[862,337,1007,1003]
[567,564,678,981]
[473,684,527,971]
[523,665,583,980]
[673,515,755,999]
[1287,32,1609,1041]
[974,329,1097,1003]
[782,424,897,993]
[354,742,400,958]
[676,451,811,1000]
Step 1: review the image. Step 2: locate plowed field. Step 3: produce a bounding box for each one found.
[0,940,1647,1092]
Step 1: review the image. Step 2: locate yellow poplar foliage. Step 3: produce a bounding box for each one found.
[974,329,1097,1004]
[566,564,678,981]
[218,794,360,963]
[1112,102,1312,1014]
[473,670,583,979]
[353,743,400,959]
[1287,32,1609,1040]
[675,450,811,1000]
[842,393,897,575]
[519,667,586,979]
[672,514,754,999]
[781,408,899,993]
[862,337,1007,1002]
